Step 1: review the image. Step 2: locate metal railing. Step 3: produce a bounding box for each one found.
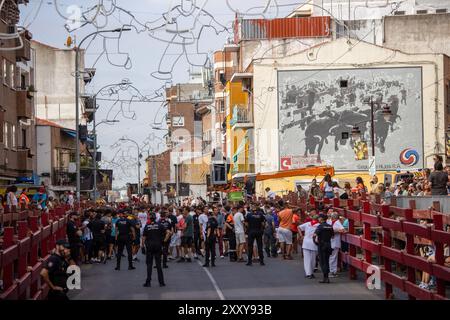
[230,106,252,126]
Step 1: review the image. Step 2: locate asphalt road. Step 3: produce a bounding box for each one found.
[69,251,387,300]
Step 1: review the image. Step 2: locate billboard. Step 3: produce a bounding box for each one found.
[277,67,423,171]
[80,169,113,192]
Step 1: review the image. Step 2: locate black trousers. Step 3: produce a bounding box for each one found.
[318,244,332,278]
[193,232,201,255]
[263,232,277,257]
[248,232,264,263]
[228,232,237,261]
[116,239,133,268]
[69,243,80,264]
[146,249,164,285]
[162,241,169,267]
[204,236,216,265]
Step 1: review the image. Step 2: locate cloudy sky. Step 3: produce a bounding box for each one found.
[20,0,305,188]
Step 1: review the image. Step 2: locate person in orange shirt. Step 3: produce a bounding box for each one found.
[291,209,301,254]
[19,189,30,209]
[277,202,294,260]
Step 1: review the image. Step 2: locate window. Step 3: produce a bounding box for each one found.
[21,128,27,148]
[3,59,6,85]
[218,100,225,113]
[9,63,14,88]
[340,80,348,88]
[11,123,16,148]
[436,9,447,13]
[417,10,428,14]
[172,116,185,127]
[4,122,9,148]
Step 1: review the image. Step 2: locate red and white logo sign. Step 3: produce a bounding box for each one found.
[280,157,292,170]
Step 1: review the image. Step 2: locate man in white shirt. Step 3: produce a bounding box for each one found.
[198,207,209,255]
[299,211,319,278]
[233,206,246,262]
[327,212,345,277]
[265,187,276,200]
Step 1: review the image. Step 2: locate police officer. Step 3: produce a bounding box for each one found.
[141,213,171,287]
[115,210,136,270]
[40,240,71,300]
[202,211,219,267]
[159,211,173,268]
[313,213,334,283]
[245,203,266,266]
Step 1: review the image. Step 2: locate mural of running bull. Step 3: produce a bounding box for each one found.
[277,67,424,171]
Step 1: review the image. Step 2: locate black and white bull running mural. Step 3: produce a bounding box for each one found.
[277,67,423,171]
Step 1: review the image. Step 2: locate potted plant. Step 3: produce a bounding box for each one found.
[27,85,36,98]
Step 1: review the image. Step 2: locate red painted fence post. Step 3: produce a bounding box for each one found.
[362,201,372,276]
[381,205,394,299]
[404,208,416,300]
[432,213,446,297]
[2,227,15,291]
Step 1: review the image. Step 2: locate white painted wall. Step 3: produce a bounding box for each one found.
[253,38,446,173]
[36,126,52,186]
[32,41,85,130]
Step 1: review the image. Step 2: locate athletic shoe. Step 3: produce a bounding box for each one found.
[128,266,136,270]
[220,255,224,259]
[246,262,252,266]
[115,266,120,271]
[202,263,209,267]
[319,278,330,284]
[159,283,166,287]
[260,261,265,266]
[143,281,151,287]
[177,257,186,263]
[186,258,192,262]
[329,273,338,278]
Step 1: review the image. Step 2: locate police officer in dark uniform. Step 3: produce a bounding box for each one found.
[141,213,171,287]
[202,212,219,267]
[314,213,334,283]
[40,240,71,300]
[245,203,266,266]
[115,210,136,270]
[158,211,173,268]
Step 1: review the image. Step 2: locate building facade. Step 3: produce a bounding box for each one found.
[36,118,77,197]
[31,40,86,130]
[253,38,449,191]
[0,0,36,187]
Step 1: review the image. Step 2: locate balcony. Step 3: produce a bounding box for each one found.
[17,90,33,119]
[16,37,31,61]
[53,168,76,187]
[230,106,253,129]
[17,149,33,173]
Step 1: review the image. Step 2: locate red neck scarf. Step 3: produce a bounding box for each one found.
[311,220,319,226]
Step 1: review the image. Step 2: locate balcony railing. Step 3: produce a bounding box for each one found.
[17,90,33,119]
[230,106,252,127]
[53,168,76,187]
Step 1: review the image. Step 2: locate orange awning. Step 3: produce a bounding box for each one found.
[255,166,334,181]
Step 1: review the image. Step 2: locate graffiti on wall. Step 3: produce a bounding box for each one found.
[277,67,423,171]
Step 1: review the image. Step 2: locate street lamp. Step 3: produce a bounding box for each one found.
[119,137,142,196]
[351,97,392,160]
[75,27,131,207]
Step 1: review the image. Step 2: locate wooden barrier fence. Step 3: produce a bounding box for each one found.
[277,192,450,300]
[0,205,73,300]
